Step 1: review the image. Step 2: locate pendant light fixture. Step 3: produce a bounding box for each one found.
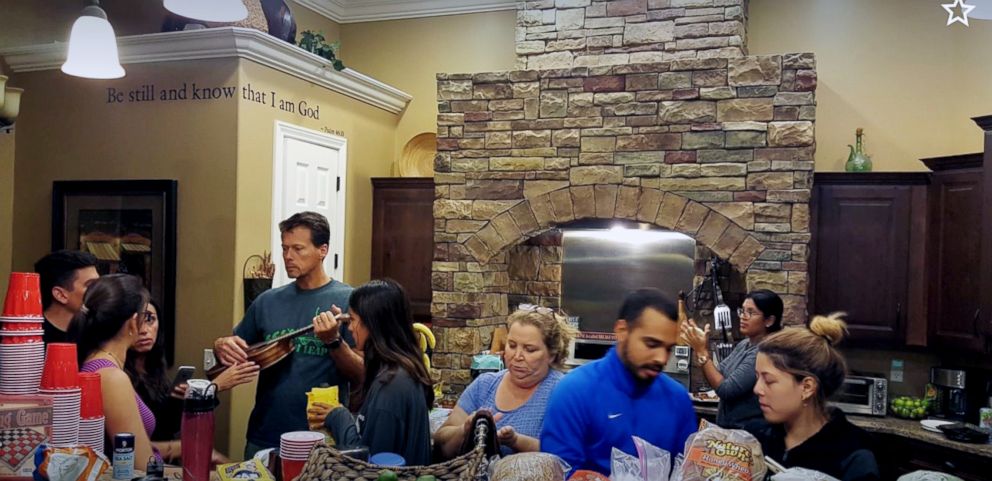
[163,0,248,23]
[966,0,992,19]
[61,0,125,79]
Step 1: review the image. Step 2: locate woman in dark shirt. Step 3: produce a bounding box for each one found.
[307,279,433,466]
[753,313,880,481]
[683,289,782,432]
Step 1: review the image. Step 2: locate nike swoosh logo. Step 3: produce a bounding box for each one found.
[608,413,623,419]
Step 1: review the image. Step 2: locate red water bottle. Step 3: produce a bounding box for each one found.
[181,380,219,481]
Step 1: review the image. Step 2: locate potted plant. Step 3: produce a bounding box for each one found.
[243,251,275,311]
[298,30,345,71]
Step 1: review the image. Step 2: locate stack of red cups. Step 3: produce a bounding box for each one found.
[78,372,105,452]
[39,343,81,447]
[0,272,46,394]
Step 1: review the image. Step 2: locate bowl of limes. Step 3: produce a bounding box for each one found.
[890,396,932,419]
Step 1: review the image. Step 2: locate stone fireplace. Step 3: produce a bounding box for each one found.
[431,0,815,399]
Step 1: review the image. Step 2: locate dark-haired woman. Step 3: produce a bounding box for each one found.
[307,279,433,466]
[753,313,879,481]
[682,289,783,431]
[72,274,160,469]
[125,299,257,463]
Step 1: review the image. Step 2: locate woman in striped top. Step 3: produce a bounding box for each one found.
[71,274,161,469]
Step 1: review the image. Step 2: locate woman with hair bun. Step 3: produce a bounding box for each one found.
[753,313,880,481]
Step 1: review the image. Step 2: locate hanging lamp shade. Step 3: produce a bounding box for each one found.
[0,88,24,124]
[61,4,125,79]
[967,0,992,19]
[164,0,248,23]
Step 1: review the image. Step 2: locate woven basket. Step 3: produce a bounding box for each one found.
[297,444,487,481]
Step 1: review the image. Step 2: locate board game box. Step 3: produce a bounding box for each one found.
[0,396,53,480]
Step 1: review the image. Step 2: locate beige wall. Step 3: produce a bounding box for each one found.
[0,132,12,298]
[750,0,989,171]
[289,3,341,44]
[0,0,167,47]
[227,60,397,457]
[9,59,242,451]
[340,11,518,167]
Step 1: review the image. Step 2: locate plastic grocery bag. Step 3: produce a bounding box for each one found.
[634,436,671,481]
[609,437,672,481]
[771,468,840,481]
[610,448,640,481]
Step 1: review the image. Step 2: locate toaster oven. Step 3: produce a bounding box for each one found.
[829,375,888,417]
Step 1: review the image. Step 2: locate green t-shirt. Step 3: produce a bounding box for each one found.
[234,279,354,448]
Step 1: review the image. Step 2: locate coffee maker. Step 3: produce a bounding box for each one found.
[930,367,992,423]
[931,368,968,421]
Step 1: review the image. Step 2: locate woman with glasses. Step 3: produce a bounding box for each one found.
[123,299,258,464]
[306,279,434,465]
[682,289,783,432]
[432,304,576,458]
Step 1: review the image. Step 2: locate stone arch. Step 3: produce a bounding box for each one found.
[461,185,766,272]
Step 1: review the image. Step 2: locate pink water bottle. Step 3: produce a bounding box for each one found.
[181,380,219,481]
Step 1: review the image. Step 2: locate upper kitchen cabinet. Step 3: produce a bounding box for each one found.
[976,116,992,352]
[811,173,929,348]
[922,153,985,353]
[371,178,435,324]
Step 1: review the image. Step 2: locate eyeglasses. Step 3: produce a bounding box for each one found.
[737,308,761,319]
[518,304,553,315]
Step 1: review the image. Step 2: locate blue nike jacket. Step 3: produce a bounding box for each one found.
[541,347,698,476]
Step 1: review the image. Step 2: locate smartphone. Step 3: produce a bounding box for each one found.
[172,365,195,387]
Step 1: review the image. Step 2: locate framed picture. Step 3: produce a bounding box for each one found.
[52,180,178,364]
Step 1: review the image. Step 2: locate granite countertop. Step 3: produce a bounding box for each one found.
[692,404,992,458]
[847,414,992,458]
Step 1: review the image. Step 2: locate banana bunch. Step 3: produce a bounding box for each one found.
[413,323,436,370]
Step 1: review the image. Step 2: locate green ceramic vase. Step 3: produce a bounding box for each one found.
[845,127,873,172]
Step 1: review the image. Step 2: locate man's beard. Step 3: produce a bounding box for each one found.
[619,340,665,385]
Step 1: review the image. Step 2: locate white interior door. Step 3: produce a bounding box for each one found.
[272,121,347,287]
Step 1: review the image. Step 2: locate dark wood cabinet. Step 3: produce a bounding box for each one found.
[371,178,435,324]
[811,174,929,348]
[976,116,992,351]
[923,154,985,352]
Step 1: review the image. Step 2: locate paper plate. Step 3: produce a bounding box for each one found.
[920,419,955,433]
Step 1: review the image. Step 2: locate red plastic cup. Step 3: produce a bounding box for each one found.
[0,331,44,344]
[2,273,43,318]
[79,372,103,419]
[40,343,80,389]
[1,320,44,331]
[280,458,306,481]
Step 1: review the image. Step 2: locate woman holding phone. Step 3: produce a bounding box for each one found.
[124,298,259,463]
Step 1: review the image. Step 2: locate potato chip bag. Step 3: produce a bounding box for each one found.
[217,458,276,481]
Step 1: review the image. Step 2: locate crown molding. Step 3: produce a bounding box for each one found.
[291,0,519,23]
[0,27,411,114]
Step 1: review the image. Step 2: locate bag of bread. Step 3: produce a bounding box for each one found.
[489,452,569,481]
[671,421,766,481]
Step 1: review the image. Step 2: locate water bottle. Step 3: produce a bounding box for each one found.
[181,380,219,481]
